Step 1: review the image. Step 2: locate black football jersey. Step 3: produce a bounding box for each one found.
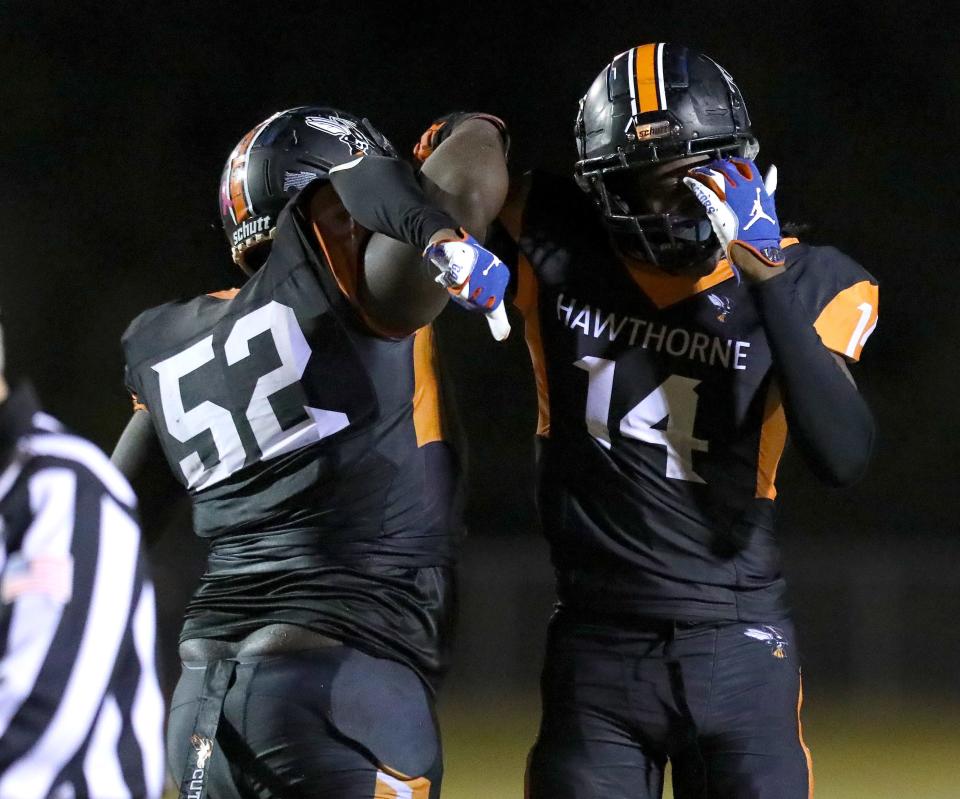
[509,172,878,622]
[122,185,459,687]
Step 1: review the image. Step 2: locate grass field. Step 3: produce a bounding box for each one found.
[438,692,960,798]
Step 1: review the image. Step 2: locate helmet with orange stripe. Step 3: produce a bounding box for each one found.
[218,106,397,274]
[574,43,758,271]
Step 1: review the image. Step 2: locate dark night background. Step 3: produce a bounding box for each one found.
[2,1,958,794]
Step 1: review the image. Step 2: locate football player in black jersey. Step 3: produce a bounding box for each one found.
[411,44,877,798]
[111,107,509,799]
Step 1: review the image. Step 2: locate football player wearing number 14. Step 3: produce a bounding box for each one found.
[112,107,508,798]
[416,44,877,798]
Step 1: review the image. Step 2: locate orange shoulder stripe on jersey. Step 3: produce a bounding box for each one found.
[516,255,550,437]
[634,43,663,113]
[625,240,794,309]
[756,380,788,500]
[207,288,240,301]
[412,325,444,447]
[625,257,735,309]
[813,279,878,362]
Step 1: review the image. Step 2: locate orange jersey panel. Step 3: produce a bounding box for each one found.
[624,257,736,310]
[412,325,444,447]
[813,279,878,361]
[755,381,788,499]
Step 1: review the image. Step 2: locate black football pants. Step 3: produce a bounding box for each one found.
[526,612,812,799]
[168,646,441,799]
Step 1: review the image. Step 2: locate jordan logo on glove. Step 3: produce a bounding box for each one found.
[743,188,776,231]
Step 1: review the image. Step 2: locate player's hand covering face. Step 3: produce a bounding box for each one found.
[683,157,784,277]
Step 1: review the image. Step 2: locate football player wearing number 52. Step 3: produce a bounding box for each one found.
[414,44,877,798]
[111,106,509,799]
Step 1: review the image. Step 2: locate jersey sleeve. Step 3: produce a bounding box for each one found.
[790,244,879,362]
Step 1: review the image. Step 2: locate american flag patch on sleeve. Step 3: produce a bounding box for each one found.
[1,553,74,605]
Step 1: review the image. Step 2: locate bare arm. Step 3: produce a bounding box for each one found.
[348,117,510,336]
[418,117,510,242]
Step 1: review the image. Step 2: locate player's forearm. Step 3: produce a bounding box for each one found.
[328,154,459,250]
[754,273,875,487]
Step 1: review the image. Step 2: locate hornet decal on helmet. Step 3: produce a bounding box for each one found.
[305,115,373,154]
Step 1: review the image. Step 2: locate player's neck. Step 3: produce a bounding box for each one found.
[0,376,8,406]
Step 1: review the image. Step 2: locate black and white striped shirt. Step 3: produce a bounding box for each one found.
[0,384,164,799]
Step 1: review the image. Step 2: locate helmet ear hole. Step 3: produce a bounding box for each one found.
[235,241,272,275]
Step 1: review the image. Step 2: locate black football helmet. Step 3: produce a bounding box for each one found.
[219,106,397,273]
[575,43,759,269]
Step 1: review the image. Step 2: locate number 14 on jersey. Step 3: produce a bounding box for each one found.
[575,357,709,484]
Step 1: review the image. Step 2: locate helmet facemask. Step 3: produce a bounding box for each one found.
[576,129,758,271]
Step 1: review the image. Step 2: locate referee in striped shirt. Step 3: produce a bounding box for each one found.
[0,321,165,798]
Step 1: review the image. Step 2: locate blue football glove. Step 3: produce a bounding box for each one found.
[682,157,784,270]
[424,232,511,340]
